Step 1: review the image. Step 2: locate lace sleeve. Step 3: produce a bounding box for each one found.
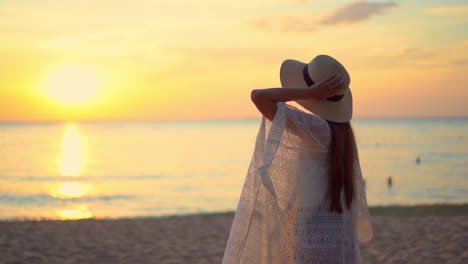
[280,101,331,149]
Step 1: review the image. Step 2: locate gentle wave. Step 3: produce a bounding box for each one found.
[0,194,136,205]
[0,174,168,182]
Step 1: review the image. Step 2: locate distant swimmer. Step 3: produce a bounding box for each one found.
[387,176,392,189]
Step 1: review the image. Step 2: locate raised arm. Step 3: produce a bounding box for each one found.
[251,74,345,121]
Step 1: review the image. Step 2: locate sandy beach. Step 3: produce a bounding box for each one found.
[1,204,467,264]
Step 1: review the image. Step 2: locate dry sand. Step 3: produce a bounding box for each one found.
[1,204,467,264]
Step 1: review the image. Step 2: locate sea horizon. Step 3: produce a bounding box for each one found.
[1,115,468,124]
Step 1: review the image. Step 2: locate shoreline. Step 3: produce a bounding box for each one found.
[1,202,467,222]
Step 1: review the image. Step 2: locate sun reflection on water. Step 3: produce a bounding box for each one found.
[59,124,85,176]
[57,205,93,220]
[51,182,92,199]
[55,123,93,219]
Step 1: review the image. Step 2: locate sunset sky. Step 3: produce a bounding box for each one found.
[1,0,467,121]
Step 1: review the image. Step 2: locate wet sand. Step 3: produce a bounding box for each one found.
[1,204,467,264]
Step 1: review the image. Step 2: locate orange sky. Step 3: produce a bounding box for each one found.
[1,0,467,121]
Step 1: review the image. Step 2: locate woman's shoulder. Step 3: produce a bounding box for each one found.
[282,102,331,147]
[284,102,330,129]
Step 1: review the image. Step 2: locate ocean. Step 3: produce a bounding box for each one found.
[0,117,467,220]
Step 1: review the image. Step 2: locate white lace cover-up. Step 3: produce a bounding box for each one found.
[222,101,373,264]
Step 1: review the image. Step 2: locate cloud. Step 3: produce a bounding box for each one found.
[423,5,468,16]
[320,1,398,25]
[248,1,398,32]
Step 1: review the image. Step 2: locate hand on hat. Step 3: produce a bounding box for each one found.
[309,74,346,100]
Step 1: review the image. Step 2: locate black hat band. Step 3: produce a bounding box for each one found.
[303,65,344,102]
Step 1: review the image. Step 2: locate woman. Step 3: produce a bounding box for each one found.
[222,55,373,264]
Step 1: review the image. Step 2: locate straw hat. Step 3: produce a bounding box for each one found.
[280,54,352,123]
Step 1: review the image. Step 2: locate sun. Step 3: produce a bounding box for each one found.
[44,64,102,105]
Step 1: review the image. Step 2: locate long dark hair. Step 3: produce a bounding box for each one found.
[326,120,357,214]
